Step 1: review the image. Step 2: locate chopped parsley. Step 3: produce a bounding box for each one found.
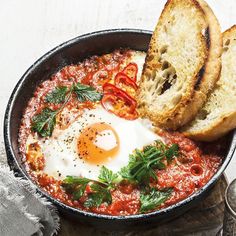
[119,141,179,184]
[61,176,90,200]
[61,141,178,213]
[31,108,57,137]
[98,166,119,188]
[45,86,68,104]
[73,82,103,102]
[140,188,173,213]
[61,166,118,208]
[31,82,102,137]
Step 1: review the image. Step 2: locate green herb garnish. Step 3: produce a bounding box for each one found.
[61,166,118,208]
[165,143,179,164]
[98,166,119,188]
[31,108,57,137]
[140,188,173,213]
[119,141,179,184]
[61,176,90,200]
[61,142,178,212]
[84,183,112,208]
[31,82,102,137]
[45,86,68,104]
[73,82,103,102]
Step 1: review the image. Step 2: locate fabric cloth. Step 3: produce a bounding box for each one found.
[0,164,60,236]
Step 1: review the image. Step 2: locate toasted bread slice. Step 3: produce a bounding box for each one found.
[137,0,222,130]
[182,26,236,141]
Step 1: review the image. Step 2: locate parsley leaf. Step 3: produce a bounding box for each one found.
[45,86,68,104]
[61,176,90,200]
[73,82,102,102]
[140,188,172,213]
[31,108,57,137]
[165,143,179,164]
[84,183,112,208]
[62,176,91,186]
[31,82,102,137]
[120,141,179,184]
[61,167,116,208]
[98,166,118,188]
[60,143,178,212]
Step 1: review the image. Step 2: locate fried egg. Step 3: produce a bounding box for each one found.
[25,50,160,181]
[34,107,161,180]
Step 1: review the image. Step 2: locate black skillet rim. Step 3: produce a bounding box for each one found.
[4,28,236,221]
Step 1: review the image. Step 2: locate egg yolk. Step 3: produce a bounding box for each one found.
[77,122,120,164]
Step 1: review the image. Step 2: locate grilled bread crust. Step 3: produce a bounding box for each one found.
[182,25,236,141]
[137,0,222,130]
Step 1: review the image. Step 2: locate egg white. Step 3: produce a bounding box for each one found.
[35,106,161,180]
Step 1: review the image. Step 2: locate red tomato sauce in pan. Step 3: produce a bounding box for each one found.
[18,49,223,216]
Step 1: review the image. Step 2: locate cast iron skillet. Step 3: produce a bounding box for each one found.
[4,29,236,230]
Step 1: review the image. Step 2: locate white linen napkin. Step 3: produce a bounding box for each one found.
[0,163,60,236]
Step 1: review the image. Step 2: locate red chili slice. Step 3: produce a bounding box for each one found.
[103,83,137,111]
[114,72,138,93]
[101,93,138,120]
[102,83,138,120]
[103,82,120,94]
[122,63,138,82]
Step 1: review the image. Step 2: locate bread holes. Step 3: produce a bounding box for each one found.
[223,47,229,52]
[159,61,177,95]
[160,45,168,55]
[225,39,230,46]
[162,61,170,70]
[146,54,154,62]
[160,80,172,95]
[223,39,230,52]
[198,109,208,120]
[190,164,203,176]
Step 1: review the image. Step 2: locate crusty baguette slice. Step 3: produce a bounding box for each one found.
[137,0,222,130]
[181,25,236,141]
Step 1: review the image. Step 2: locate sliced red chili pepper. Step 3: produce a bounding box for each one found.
[101,93,138,120]
[122,63,138,82]
[103,83,119,94]
[102,83,137,112]
[114,72,138,93]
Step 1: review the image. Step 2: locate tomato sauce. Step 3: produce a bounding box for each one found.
[18,49,223,216]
